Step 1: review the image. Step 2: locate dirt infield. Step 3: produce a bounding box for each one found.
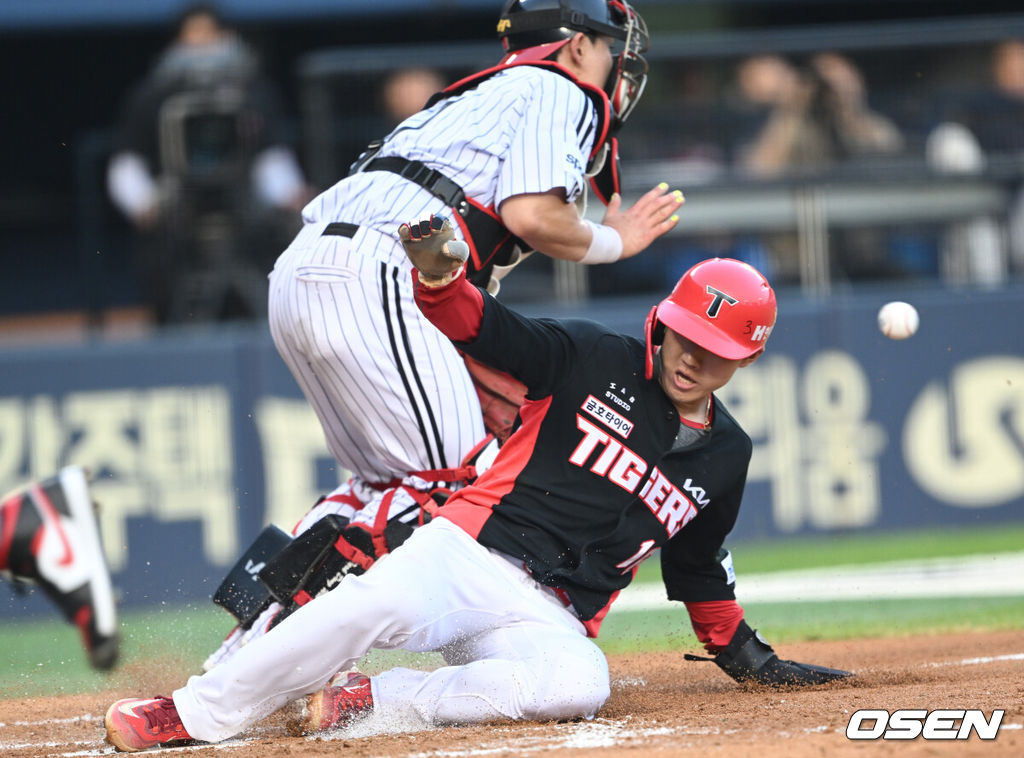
[2,629,1020,757]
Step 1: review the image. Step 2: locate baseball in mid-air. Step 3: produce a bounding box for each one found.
[877,301,919,340]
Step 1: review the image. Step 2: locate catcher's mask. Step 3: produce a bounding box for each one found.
[497,0,649,130]
[644,258,777,379]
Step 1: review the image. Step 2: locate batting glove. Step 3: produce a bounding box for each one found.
[398,215,470,286]
[687,620,854,687]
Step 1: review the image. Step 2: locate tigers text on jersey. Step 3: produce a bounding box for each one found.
[423,280,753,636]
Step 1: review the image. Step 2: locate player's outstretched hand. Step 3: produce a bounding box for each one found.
[398,215,470,286]
[601,182,684,260]
[690,621,854,687]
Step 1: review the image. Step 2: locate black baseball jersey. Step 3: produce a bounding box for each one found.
[436,290,750,635]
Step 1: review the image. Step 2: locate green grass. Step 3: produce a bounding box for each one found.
[631,523,1024,584]
[728,524,1024,574]
[6,596,1020,698]
[3,524,1021,698]
[596,596,1024,655]
[0,603,232,698]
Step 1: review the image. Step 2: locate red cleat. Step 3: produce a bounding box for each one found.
[302,672,374,733]
[104,696,192,752]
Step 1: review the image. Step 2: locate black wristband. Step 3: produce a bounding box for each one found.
[714,620,776,681]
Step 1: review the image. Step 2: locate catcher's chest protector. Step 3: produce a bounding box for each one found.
[355,61,618,292]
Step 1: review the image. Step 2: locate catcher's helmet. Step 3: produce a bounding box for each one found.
[497,0,649,128]
[644,258,777,378]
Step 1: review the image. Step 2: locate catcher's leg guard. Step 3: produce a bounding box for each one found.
[258,514,392,631]
[201,515,380,671]
[205,485,366,670]
[0,467,120,670]
[207,474,461,670]
[211,524,293,628]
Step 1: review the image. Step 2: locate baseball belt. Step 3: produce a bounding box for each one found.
[322,222,359,238]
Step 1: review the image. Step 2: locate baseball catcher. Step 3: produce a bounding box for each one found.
[203,0,676,670]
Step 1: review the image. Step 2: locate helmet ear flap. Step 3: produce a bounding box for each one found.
[643,305,658,380]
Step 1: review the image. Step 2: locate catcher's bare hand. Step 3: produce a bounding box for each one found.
[601,183,684,260]
[398,215,470,285]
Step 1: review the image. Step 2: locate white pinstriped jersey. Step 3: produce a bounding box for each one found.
[303,66,603,266]
[269,65,602,486]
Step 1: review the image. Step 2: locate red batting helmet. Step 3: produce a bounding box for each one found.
[644,258,777,379]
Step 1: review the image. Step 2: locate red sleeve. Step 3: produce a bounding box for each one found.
[685,599,744,653]
[411,268,485,343]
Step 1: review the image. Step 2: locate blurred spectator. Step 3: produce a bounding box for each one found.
[106,3,311,324]
[380,67,446,125]
[955,40,1024,156]
[981,39,1024,157]
[723,52,909,284]
[926,39,1024,285]
[730,54,825,176]
[732,52,904,177]
[322,67,448,184]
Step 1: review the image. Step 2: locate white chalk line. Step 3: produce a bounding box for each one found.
[2,654,1021,755]
[395,719,723,758]
[5,717,1022,757]
[15,738,252,757]
[926,652,1024,667]
[613,552,1024,609]
[0,714,101,728]
[0,740,95,750]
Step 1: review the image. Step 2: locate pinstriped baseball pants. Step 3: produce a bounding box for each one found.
[267,223,485,484]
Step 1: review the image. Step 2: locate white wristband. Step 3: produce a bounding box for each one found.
[579,220,624,264]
